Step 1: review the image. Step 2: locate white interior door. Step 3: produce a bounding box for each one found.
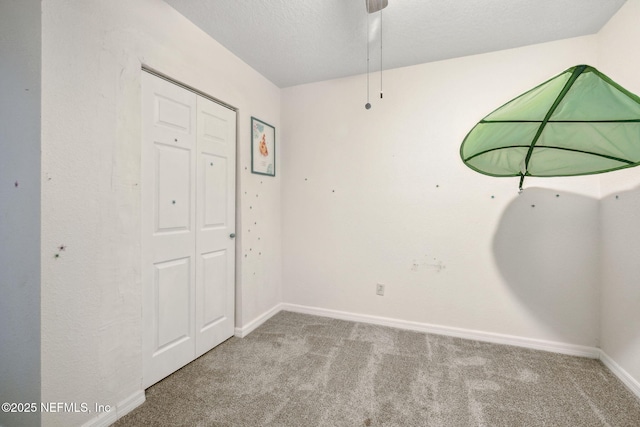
[142,72,236,388]
[195,96,236,357]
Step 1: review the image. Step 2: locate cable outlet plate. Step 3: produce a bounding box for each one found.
[376,283,385,296]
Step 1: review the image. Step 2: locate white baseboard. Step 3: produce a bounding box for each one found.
[599,350,640,400]
[115,390,145,420]
[80,406,117,427]
[280,303,600,359]
[80,390,145,427]
[234,303,283,338]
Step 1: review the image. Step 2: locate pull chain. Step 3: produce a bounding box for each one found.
[365,12,371,109]
[380,8,383,99]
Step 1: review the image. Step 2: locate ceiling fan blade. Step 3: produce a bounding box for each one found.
[366,0,388,13]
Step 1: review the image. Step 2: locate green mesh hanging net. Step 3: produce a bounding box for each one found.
[460,65,640,190]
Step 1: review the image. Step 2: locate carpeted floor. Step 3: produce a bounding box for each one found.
[115,311,640,426]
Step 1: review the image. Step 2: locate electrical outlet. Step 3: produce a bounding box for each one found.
[376,283,385,296]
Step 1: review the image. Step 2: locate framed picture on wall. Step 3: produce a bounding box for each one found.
[251,117,276,176]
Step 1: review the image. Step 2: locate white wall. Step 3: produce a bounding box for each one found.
[0,2,42,427]
[40,0,281,425]
[282,36,603,347]
[597,0,640,391]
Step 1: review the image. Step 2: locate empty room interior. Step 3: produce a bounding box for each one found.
[2,0,640,426]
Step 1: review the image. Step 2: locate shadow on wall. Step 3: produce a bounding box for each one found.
[492,187,600,344]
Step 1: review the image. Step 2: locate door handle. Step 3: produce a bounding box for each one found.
[229,233,236,239]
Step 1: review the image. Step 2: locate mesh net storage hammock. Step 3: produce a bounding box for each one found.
[460,65,640,190]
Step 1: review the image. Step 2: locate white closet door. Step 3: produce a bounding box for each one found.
[195,96,236,357]
[142,72,236,388]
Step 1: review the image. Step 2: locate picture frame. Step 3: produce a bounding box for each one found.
[251,116,276,176]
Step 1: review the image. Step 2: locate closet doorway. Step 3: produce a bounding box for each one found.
[141,71,236,388]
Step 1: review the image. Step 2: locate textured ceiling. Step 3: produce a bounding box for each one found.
[164,0,626,88]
